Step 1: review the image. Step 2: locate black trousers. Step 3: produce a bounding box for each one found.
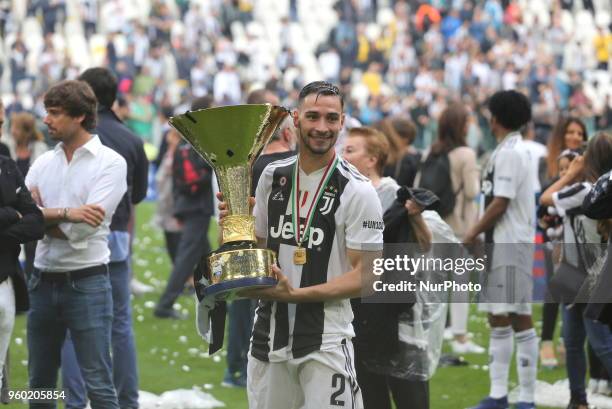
[542,246,560,341]
[163,230,182,266]
[354,344,429,409]
[157,214,211,311]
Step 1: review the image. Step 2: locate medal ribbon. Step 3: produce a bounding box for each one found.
[290,154,339,247]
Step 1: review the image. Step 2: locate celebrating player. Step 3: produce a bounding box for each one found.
[219,81,384,409]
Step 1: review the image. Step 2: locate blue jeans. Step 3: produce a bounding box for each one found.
[27,269,119,409]
[563,303,612,403]
[225,299,255,379]
[62,260,139,408]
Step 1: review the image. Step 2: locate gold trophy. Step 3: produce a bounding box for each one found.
[169,104,289,300]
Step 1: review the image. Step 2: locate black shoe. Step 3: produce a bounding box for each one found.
[439,354,469,367]
[154,308,188,320]
[566,403,588,409]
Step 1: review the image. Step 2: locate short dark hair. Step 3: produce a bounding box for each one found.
[44,80,97,130]
[78,67,117,109]
[488,90,531,131]
[298,81,344,109]
[246,89,277,104]
[191,95,214,111]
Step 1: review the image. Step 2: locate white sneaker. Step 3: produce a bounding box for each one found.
[451,340,486,354]
[131,278,154,296]
[444,328,453,341]
[597,379,611,396]
[588,378,600,394]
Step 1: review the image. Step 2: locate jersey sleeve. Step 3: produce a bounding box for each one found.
[553,182,591,217]
[492,149,521,199]
[344,181,384,250]
[254,164,273,239]
[582,171,612,219]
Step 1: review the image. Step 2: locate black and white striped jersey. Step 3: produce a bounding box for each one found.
[251,155,384,362]
[553,181,606,273]
[481,132,535,269]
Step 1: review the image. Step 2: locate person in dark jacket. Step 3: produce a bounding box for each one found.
[154,96,215,319]
[0,102,9,158]
[583,169,612,328]
[60,67,148,409]
[0,152,45,389]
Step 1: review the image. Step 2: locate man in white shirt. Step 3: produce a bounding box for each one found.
[464,90,537,409]
[25,80,127,409]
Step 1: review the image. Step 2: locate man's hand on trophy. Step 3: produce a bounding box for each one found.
[216,192,256,224]
[239,265,296,302]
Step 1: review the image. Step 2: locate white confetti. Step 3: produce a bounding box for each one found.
[212,355,221,363]
[137,315,144,322]
[179,335,188,343]
[182,365,190,372]
[144,301,155,309]
[14,337,23,345]
[135,258,149,267]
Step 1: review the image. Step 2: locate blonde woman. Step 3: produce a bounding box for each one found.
[6,112,49,279]
[343,126,435,409]
[6,112,48,177]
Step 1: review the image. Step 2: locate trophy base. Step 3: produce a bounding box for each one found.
[202,276,278,300]
[205,245,277,300]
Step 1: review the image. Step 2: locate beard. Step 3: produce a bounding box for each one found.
[297,123,338,156]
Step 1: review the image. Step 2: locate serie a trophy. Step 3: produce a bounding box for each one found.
[169,104,289,301]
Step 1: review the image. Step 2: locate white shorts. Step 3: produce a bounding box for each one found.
[247,341,363,409]
[478,265,533,316]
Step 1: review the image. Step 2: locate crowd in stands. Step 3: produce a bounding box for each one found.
[1,1,612,409]
[0,0,609,157]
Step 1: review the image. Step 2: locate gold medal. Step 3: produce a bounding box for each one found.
[290,154,338,267]
[293,246,307,265]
